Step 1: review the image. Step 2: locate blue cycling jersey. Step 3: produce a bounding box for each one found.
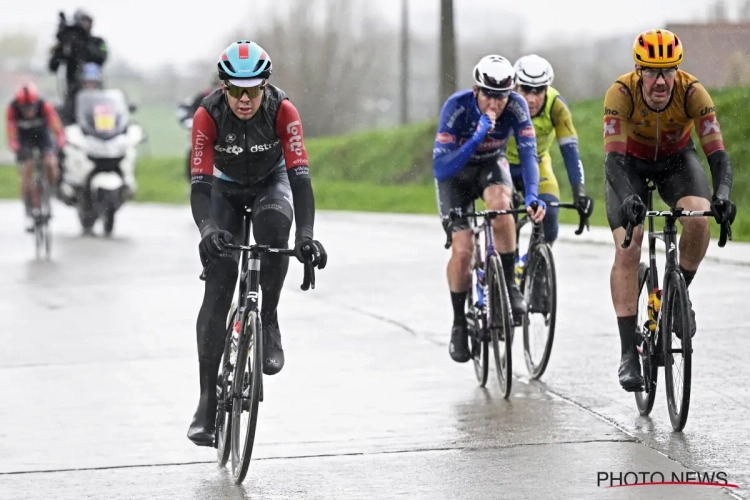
[432,89,539,198]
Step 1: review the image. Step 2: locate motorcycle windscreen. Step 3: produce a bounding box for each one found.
[75,89,130,139]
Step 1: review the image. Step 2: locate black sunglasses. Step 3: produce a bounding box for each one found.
[479,87,510,99]
[518,85,547,95]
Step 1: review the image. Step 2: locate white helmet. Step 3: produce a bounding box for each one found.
[473,55,515,92]
[514,54,554,87]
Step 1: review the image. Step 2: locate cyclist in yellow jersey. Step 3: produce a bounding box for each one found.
[506,55,593,244]
[604,29,736,391]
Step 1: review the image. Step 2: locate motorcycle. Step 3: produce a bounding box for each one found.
[58,88,145,236]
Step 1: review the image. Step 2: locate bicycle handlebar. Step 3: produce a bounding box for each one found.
[449,208,528,220]
[443,200,592,249]
[199,243,316,291]
[546,202,591,236]
[621,209,733,249]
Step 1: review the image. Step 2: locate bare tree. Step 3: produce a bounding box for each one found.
[709,0,729,22]
[229,0,390,137]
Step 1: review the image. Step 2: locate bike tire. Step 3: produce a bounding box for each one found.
[522,243,557,380]
[488,254,513,398]
[634,262,658,416]
[215,304,238,467]
[469,309,489,387]
[230,311,263,484]
[468,265,489,387]
[662,268,692,431]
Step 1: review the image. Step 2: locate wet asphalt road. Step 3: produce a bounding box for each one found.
[0,201,746,499]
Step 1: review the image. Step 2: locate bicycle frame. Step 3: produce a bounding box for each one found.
[450,205,528,319]
[236,208,260,325]
[229,209,314,329]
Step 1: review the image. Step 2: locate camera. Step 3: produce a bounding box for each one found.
[56,12,86,57]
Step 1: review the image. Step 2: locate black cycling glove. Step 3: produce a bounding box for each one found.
[571,183,594,218]
[711,197,737,226]
[199,227,233,265]
[293,238,328,269]
[618,194,646,228]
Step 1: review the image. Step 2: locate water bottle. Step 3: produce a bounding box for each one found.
[476,268,485,307]
[514,253,527,286]
[647,288,661,332]
[229,320,240,366]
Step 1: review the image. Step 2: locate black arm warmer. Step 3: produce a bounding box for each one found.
[604,152,636,202]
[190,180,216,237]
[707,150,732,200]
[288,166,315,242]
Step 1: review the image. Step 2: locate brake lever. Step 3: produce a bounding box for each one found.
[575,212,590,235]
[301,261,316,291]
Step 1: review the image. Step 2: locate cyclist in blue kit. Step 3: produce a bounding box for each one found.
[433,54,545,363]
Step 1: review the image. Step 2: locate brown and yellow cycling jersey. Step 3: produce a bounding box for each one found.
[602,70,725,162]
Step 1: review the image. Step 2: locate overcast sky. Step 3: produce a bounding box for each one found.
[0,0,738,71]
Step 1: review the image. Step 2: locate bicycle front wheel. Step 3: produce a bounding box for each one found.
[215,304,238,467]
[522,243,557,380]
[469,308,489,387]
[662,269,692,431]
[230,310,264,484]
[468,264,489,387]
[488,254,513,398]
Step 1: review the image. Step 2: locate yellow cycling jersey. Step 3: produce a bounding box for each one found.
[603,70,725,161]
[506,86,578,164]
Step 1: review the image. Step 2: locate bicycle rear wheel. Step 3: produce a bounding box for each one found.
[662,269,692,431]
[230,310,263,484]
[522,243,557,380]
[488,254,513,398]
[634,262,658,416]
[215,303,238,467]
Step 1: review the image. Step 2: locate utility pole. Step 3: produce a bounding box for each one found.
[400,0,409,124]
[439,0,457,107]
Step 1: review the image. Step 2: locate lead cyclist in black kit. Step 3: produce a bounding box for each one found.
[187,41,327,447]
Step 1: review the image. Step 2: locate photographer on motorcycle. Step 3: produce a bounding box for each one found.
[48,9,108,124]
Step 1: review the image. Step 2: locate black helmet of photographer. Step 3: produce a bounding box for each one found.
[73,9,93,32]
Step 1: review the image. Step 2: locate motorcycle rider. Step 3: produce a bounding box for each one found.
[80,62,104,90]
[48,9,108,125]
[56,62,105,192]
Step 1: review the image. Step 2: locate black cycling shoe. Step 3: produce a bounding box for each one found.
[449,323,471,363]
[262,313,285,376]
[187,361,218,447]
[675,292,697,340]
[508,284,527,320]
[618,349,644,392]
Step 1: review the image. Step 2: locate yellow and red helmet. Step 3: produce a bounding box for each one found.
[633,29,683,68]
